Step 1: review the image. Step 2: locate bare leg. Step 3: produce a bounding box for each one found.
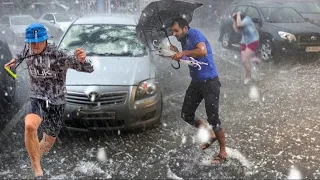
[241,49,256,84]
[40,132,56,158]
[25,114,43,177]
[212,128,228,164]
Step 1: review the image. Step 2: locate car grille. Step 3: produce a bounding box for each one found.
[66,91,127,106]
[297,34,320,45]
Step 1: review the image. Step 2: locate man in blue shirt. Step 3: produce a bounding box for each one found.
[170,18,227,164]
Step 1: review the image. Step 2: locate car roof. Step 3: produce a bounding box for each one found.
[73,15,137,25]
[5,15,33,17]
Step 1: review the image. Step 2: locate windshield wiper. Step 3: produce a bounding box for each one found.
[87,52,138,57]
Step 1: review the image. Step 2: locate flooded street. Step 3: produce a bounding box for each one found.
[0,26,319,179]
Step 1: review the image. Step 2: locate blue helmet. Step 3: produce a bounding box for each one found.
[25,23,50,43]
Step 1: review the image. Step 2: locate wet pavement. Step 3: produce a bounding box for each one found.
[0,27,319,179]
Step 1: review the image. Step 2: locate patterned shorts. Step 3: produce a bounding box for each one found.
[26,98,65,137]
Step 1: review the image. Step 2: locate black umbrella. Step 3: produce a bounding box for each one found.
[136,0,202,44]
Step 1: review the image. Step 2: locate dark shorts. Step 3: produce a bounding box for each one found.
[240,41,260,52]
[26,98,65,137]
[181,77,221,128]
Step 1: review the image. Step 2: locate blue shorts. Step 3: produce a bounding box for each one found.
[26,98,65,137]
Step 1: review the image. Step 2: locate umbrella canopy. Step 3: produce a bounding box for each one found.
[136,0,203,44]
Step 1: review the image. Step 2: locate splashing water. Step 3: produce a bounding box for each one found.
[197,126,210,143]
[97,148,107,162]
[288,166,302,179]
[249,86,260,102]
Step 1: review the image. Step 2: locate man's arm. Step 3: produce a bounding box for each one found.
[182,42,207,58]
[172,42,207,61]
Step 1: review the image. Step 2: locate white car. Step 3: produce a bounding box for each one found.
[58,15,163,131]
[39,13,76,32]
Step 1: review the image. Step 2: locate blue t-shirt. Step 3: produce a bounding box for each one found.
[240,16,259,44]
[181,28,218,82]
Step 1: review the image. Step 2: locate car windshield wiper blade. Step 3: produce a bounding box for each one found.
[87,52,136,56]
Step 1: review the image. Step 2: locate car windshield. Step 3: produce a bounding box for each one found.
[55,14,76,22]
[287,2,320,14]
[261,7,305,23]
[59,24,147,57]
[11,16,35,25]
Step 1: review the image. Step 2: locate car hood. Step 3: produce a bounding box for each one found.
[270,22,320,34]
[66,56,154,86]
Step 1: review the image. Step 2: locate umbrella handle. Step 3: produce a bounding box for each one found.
[5,67,17,79]
[171,61,180,69]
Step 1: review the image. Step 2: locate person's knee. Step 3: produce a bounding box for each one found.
[25,114,41,133]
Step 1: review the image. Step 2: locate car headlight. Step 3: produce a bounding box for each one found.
[135,79,157,100]
[278,31,296,42]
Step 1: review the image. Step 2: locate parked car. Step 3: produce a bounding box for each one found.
[0,15,35,45]
[39,13,76,32]
[58,15,163,131]
[285,0,320,26]
[27,2,69,19]
[218,2,320,61]
[0,40,15,106]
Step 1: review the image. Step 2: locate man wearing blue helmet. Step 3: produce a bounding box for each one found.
[4,23,94,179]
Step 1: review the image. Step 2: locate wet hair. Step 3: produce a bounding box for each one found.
[233,11,246,21]
[170,17,189,29]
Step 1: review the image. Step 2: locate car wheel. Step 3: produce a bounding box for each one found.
[259,39,274,62]
[221,31,232,49]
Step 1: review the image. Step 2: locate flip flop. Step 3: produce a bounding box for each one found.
[212,153,228,165]
[201,137,218,150]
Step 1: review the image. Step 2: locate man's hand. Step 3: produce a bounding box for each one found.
[172,52,184,61]
[170,44,179,52]
[75,48,86,63]
[4,59,16,69]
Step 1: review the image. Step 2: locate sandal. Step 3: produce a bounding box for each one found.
[201,137,218,150]
[212,153,228,165]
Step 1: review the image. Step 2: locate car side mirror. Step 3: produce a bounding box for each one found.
[49,20,55,24]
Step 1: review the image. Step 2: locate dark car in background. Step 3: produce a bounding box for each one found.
[0,40,15,107]
[218,2,320,61]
